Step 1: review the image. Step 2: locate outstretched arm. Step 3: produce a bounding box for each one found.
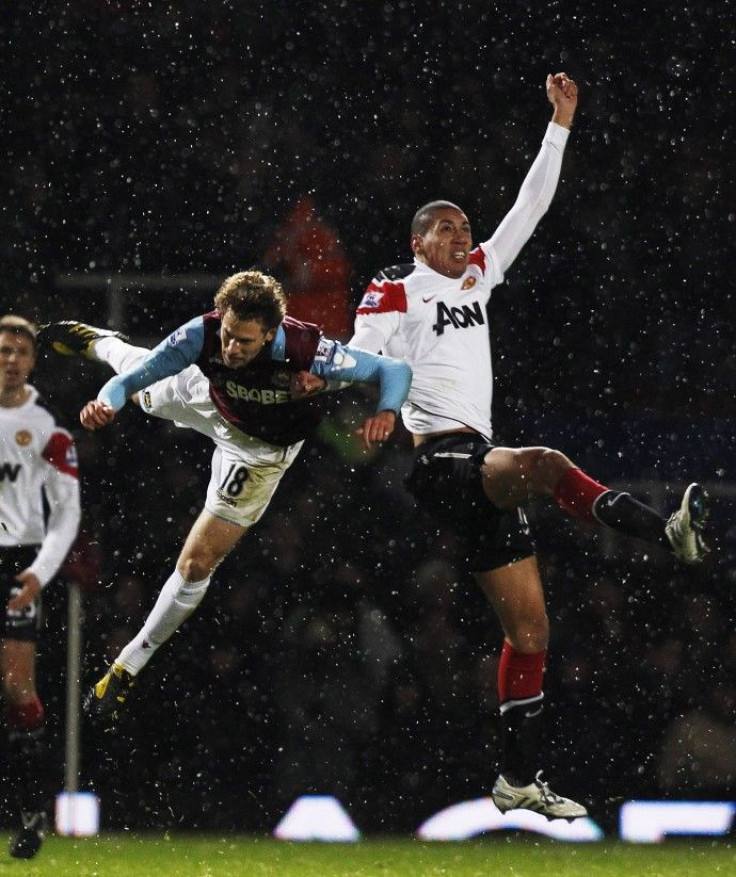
[485,72,578,279]
[79,317,205,431]
[311,341,412,449]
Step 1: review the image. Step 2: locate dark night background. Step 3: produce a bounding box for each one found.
[2,0,736,837]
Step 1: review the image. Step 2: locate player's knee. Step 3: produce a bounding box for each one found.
[506,613,549,653]
[177,552,223,583]
[532,447,574,492]
[482,446,553,506]
[2,676,37,706]
[487,446,570,490]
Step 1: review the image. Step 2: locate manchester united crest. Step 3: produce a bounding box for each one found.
[15,430,32,447]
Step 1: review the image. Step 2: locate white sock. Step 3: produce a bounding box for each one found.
[93,337,149,374]
[116,570,211,675]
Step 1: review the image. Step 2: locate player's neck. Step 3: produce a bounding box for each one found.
[0,385,30,408]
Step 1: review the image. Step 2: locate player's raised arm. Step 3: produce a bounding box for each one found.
[485,73,578,279]
[547,71,578,130]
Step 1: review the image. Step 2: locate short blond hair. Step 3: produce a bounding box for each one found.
[0,315,37,350]
[214,271,287,331]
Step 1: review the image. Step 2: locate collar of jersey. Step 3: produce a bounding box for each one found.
[271,325,287,361]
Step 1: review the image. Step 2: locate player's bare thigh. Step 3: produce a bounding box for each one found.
[474,555,549,653]
[0,638,37,703]
[480,446,575,509]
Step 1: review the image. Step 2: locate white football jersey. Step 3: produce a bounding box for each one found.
[351,122,570,441]
[353,249,500,439]
[0,385,81,586]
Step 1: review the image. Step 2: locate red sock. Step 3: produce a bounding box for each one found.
[498,642,546,704]
[554,467,609,524]
[6,696,45,732]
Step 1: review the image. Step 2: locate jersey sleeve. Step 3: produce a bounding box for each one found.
[30,431,81,587]
[482,121,570,281]
[41,429,79,478]
[310,340,412,414]
[351,273,406,353]
[98,316,205,410]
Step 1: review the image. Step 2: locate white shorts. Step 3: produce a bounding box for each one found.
[139,365,303,527]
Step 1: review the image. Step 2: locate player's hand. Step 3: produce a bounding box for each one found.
[546,72,578,129]
[80,399,116,430]
[355,410,397,450]
[7,571,41,611]
[290,370,326,399]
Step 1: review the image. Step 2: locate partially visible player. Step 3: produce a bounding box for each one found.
[0,315,81,859]
[351,73,709,820]
[41,269,411,725]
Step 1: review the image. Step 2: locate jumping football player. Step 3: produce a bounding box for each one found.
[350,73,709,820]
[42,270,411,725]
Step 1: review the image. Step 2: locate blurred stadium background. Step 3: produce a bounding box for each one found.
[2,1,736,840]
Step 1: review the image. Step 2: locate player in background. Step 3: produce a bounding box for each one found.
[350,73,709,820]
[41,270,411,725]
[0,316,81,859]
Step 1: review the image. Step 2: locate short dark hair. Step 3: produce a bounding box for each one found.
[410,200,463,237]
[0,315,37,350]
[214,271,287,332]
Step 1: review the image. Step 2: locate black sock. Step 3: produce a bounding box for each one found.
[7,725,50,815]
[592,491,668,547]
[500,696,544,786]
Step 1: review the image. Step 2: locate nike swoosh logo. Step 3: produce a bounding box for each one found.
[422,295,436,303]
[524,706,543,719]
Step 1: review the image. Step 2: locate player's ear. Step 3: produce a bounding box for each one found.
[265,328,276,343]
[411,234,423,257]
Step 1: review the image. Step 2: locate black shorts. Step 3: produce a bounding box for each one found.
[1,546,43,642]
[404,434,536,574]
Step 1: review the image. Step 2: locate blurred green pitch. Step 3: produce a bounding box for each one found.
[2,833,735,876]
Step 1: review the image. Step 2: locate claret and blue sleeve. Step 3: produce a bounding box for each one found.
[98,319,411,416]
[98,317,205,410]
[308,338,412,414]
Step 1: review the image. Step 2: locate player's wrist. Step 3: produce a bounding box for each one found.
[551,109,574,129]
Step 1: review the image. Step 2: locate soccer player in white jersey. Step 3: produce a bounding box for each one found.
[0,316,81,859]
[42,270,412,728]
[350,73,709,820]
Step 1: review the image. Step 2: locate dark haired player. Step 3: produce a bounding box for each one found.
[350,74,708,819]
